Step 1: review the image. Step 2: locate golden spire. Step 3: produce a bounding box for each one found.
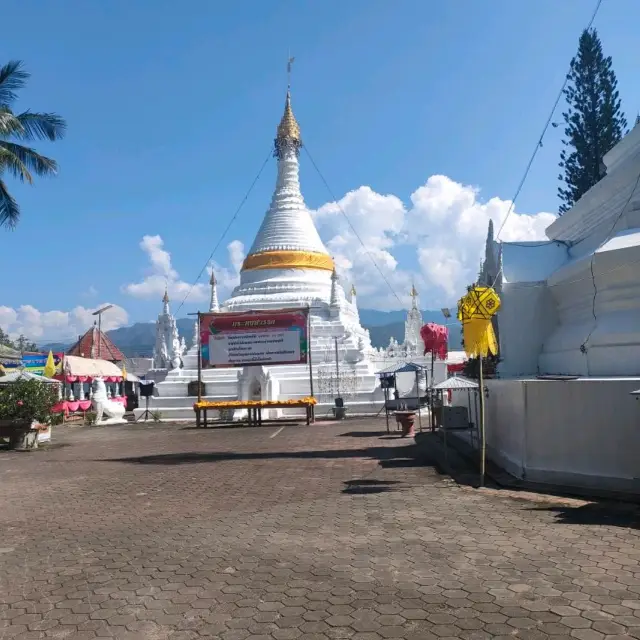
[162,286,169,304]
[276,90,301,145]
[410,284,418,298]
[350,284,357,297]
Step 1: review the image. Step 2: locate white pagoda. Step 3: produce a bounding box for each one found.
[151,288,185,370]
[140,87,393,420]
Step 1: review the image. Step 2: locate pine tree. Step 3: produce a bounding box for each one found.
[558,28,627,214]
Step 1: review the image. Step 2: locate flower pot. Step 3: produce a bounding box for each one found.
[0,419,38,451]
[396,413,416,438]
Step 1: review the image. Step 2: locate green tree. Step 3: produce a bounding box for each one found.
[0,328,38,352]
[0,327,12,347]
[15,334,38,353]
[0,60,66,229]
[558,29,627,214]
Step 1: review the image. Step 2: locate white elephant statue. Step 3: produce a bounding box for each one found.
[91,377,126,424]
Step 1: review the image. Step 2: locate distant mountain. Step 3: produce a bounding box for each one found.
[367,321,463,350]
[40,310,461,357]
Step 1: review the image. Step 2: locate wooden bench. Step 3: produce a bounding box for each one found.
[194,401,316,428]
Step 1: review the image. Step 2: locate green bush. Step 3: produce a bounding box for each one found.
[0,378,59,424]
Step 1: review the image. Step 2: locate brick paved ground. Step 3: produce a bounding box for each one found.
[2,419,640,640]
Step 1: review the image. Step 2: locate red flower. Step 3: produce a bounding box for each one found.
[17,400,24,406]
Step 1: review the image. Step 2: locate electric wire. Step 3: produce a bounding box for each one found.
[174,149,272,315]
[490,0,604,289]
[303,145,407,309]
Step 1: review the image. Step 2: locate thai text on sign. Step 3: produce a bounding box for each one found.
[200,309,309,368]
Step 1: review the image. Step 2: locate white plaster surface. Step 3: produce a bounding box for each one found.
[451,378,640,493]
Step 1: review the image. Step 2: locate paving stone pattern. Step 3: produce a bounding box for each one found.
[1,420,640,639]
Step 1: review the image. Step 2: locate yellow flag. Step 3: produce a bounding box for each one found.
[462,319,499,358]
[121,364,127,381]
[458,286,501,358]
[43,350,56,378]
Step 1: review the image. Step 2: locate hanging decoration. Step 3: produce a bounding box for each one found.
[420,323,449,360]
[457,286,501,358]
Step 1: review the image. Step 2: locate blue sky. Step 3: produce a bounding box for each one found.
[2,0,639,341]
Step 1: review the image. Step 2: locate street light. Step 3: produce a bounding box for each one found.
[92,305,114,359]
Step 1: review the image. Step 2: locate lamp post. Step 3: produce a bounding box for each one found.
[92,305,114,359]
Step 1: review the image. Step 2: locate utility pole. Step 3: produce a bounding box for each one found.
[92,305,114,359]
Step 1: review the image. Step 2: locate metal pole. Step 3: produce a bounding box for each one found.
[97,313,101,359]
[307,309,314,398]
[307,308,315,423]
[430,351,435,431]
[334,337,340,398]
[416,370,422,432]
[197,312,202,404]
[479,354,486,487]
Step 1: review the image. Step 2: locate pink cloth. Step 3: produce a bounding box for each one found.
[420,323,449,360]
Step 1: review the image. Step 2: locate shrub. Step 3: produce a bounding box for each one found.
[0,378,59,424]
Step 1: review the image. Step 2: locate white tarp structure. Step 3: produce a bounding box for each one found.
[63,355,123,379]
[0,370,60,385]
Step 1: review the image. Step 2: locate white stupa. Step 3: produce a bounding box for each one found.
[139,86,390,420]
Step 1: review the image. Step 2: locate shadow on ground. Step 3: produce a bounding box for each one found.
[529,503,640,529]
[104,444,419,467]
[342,479,403,495]
[102,435,486,490]
[339,430,394,438]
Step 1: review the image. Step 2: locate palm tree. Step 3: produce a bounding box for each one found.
[0,60,66,229]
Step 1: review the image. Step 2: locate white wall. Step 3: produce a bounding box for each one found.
[469,378,640,493]
[499,283,559,377]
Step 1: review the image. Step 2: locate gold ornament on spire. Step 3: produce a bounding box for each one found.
[350,284,357,297]
[410,284,418,298]
[162,286,169,304]
[276,91,301,145]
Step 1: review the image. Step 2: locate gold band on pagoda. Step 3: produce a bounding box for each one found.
[242,250,335,272]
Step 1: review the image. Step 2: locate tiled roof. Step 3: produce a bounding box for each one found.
[67,325,125,362]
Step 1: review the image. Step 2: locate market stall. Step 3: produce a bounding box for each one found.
[53,355,128,418]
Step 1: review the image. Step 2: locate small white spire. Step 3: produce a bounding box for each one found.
[350,284,357,304]
[192,320,199,349]
[410,284,418,310]
[209,271,220,312]
[162,286,170,315]
[330,268,340,309]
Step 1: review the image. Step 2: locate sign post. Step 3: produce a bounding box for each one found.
[197,312,202,404]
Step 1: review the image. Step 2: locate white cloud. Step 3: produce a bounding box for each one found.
[123,236,245,306]
[122,176,555,313]
[313,175,557,309]
[0,303,129,343]
[210,240,245,293]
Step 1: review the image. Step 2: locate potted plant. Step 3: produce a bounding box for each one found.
[0,378,59,450]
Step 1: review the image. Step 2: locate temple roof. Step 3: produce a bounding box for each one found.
[67,324,125,363]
